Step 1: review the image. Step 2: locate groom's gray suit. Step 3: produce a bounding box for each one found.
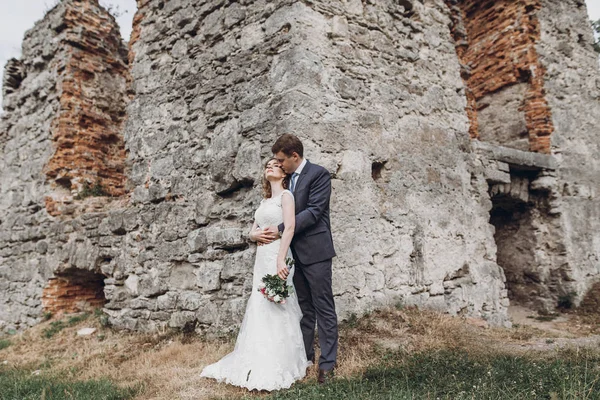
[278,159,338,371]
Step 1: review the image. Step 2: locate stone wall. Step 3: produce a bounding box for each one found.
[0,0,129,332]
[443,0,600,312]
[536,0,600,305]
[110,0,511,332]
[1,2,72,331]
[1,0,599,335]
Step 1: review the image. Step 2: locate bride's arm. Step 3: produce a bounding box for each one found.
[276,192,295,280]
[248,221,259,242]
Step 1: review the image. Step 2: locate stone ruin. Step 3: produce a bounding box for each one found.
[1,0,599,334]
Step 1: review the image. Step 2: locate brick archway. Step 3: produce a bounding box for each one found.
[42,270,107,315]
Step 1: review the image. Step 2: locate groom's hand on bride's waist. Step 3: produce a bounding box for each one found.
[255,226,280,246]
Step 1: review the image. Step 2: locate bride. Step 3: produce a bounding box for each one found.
[200,158,312,391]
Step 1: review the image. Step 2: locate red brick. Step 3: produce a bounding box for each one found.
[446,0,554,153]
[42,277,106,314]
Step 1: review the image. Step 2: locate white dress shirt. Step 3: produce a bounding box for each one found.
[290,158,307,192]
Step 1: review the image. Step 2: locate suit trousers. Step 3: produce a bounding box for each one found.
[292,257,338,371]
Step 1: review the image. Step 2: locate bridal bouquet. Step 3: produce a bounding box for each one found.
[257,258,295,304]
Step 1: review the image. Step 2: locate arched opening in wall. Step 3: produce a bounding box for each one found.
[42,270,107,315]
[489,173,537,306]
[487,167,564,313]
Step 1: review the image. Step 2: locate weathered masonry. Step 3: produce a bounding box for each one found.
[1,0,599,334]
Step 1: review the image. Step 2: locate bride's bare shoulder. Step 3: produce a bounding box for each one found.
[281,190,294,202]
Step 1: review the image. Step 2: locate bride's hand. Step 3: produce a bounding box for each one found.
[277,258,289,280]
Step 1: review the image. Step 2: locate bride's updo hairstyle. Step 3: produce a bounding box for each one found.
[262,157,290,199]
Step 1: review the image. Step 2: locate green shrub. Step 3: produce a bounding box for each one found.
[74,178,110,200]
[0,339,11,351]
[42,312,90,339]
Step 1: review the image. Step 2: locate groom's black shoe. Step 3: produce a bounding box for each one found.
[318,368,335,385]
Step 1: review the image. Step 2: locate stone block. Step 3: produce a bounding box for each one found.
[169,311,197,328]
[196,261,222,292]
[188,229,208,253]
[330,16,349,39]
[178,291,203,311]
[169,263,197,290]
[157,292,178,311]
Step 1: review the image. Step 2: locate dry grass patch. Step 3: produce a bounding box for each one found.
[1,306,595,399]
[323,305,563,381]
[560,283,600,336]
[0,313,248,399]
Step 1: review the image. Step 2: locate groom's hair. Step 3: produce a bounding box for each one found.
[272,133,303,157]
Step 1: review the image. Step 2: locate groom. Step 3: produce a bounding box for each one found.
[260,133,338,384]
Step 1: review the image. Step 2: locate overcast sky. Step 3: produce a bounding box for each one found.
[0,0,599,111]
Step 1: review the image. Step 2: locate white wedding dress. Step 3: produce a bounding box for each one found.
[200,190,311,391]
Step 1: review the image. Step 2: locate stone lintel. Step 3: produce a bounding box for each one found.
[472,140,557,171]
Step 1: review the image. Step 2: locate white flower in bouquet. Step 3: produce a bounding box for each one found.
[258,273,292,305]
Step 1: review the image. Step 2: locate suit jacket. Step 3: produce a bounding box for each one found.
[278,160,336,265]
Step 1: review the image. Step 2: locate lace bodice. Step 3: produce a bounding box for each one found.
[254,190,294,229]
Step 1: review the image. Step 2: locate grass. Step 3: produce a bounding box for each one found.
[42,312,90,339]
[1,306,598,399]
[260,349,600,400]
[0,339,11,350]
[0,368,138,400]
[0,310,244,400]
